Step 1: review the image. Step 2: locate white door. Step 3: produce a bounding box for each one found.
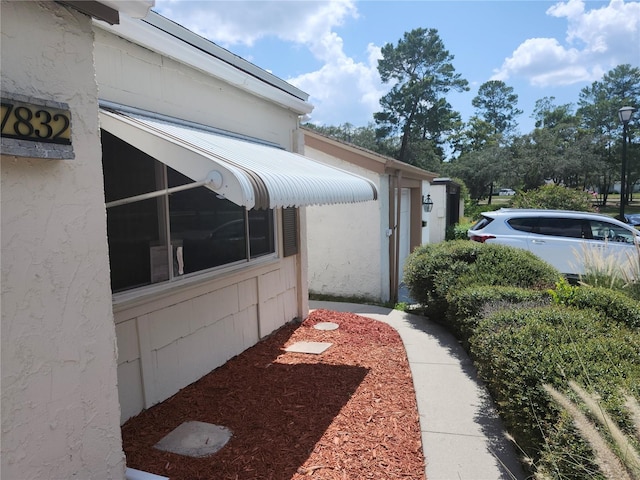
[398,188,411,280]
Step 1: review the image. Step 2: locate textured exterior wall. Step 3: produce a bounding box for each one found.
[304,146,389,302]
[115,258,298,423]
[94,28,298,148]
[1,2,125,479]
[428,184,449,244]
[421,181,432,245]
[93,26,305,422]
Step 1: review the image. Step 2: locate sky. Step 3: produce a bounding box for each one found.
[152,0,640,134]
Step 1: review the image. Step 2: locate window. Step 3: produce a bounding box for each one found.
[536,218,588,239]
[508,217,537,233]
[589,220,636,243]
[102,131,276,293]
[473,217,494,230]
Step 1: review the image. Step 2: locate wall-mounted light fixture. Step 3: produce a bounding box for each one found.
[422,194,434,213]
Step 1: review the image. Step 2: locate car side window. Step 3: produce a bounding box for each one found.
[589,220,636,243]
[508,217,537,232]
[536,218,587,238]
[473,217,494,230]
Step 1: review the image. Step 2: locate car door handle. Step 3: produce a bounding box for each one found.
[531,239,545,244]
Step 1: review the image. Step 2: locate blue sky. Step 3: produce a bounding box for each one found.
[153,0,640,133]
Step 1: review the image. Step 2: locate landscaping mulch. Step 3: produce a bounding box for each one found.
[121,309,425,479]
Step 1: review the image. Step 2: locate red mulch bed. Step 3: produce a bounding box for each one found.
[121,309,425,479]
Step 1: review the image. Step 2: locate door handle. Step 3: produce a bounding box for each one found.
[531,240,545,244]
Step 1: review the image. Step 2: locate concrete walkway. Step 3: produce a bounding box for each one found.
[310,301,526,480]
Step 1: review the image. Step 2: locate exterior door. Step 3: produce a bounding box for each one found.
[398,188,411,281]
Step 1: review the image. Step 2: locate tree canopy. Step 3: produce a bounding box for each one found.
[374,28,468,166]
[305,50,639,209]
[471,80,522,137]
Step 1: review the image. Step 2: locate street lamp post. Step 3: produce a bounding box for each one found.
[618,106,636,221]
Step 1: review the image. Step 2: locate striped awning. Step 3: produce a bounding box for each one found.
[99,105,377,210]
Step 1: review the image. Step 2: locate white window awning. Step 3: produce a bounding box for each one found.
[99,105,377,210]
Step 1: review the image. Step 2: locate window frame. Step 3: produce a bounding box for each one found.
[103,133,280,301]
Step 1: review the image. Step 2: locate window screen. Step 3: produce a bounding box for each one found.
[102,130,276,293]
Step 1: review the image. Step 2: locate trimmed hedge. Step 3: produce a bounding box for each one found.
[569,286,640,329]
[446,285,551,342]
[403,240,561,319]
[470,305,640,479]
[404,239,640,479]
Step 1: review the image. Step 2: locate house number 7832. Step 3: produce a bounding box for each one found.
[1,100,71,145]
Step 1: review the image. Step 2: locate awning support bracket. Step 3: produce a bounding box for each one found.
[105,170,223,208]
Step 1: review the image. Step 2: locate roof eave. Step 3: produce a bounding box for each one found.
[99,0,154,19]
[302,127,439,181]
[93,11,313,116]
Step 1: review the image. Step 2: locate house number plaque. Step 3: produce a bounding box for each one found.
[1,99,71,145]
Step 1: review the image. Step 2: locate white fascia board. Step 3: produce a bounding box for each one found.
[99,1,154,19]
[93,15,314,116]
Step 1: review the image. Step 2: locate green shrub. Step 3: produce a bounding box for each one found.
[470,305,640,479]
[446,285,551,342]
[511,184,595,211]
[548,278,640,329]
[403,240,561,319]
[445,221,475,240]
[625,281,640,302]
[568,285,640,329]
[405,239,640,479]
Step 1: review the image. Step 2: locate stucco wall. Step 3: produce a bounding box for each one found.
[428,184,449,244]
[304,146,389,302]
[93,25,305,422]
[94,28,298,149]
[1,2,125,479]
[421,180,432,245]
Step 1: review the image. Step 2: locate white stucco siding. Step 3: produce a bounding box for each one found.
[1,2,125,479]
[304,146,387,302]
[94,29,298,149]
[421,180,432,245]
[114,258,298,423]
[92,25,307,422]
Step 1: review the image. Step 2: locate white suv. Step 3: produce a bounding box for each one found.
[468,209,640,277]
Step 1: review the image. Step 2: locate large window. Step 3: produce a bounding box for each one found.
[102,131,276,293]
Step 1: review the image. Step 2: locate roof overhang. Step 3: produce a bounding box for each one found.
[99,0,154,19]
[302,127,439,181]
[99,105,377,210]
[58,0,153,24]
[93,11,312,115]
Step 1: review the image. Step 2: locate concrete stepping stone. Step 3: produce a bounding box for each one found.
[284,341,332,354]
[154,421,232,458]
[313,322,339,331]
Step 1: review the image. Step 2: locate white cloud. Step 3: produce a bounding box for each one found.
[492,0,640,87]
[154,0,358,47]
[289,42,385,125]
